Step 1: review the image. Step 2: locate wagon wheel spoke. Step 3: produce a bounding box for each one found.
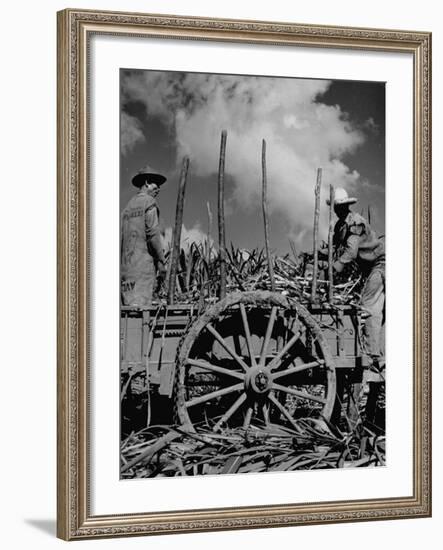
[239,303,257,367]
[206,323,250,372]
[243,406,253,430]
[213,392,247,431]
[268,392,300,431]
[272,359,325,380]
[262,403,270,426]
[186,359,245,380]
[185,383,244,408]
[271,382,326,405]
[267,330,301,371]
[259,306,277,367]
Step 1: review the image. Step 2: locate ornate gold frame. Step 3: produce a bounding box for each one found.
[57,8,431,540]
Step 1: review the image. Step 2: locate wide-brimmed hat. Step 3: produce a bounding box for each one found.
[132,164,167,188]
[326,187,357,206]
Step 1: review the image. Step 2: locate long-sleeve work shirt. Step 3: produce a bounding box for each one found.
[333,212,384,274]
[121,189,165,276]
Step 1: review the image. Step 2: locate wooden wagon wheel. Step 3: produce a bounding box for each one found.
[175,291,336,432]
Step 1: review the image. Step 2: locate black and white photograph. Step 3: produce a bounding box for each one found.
[0,0,437,545]
[120,68,386,478]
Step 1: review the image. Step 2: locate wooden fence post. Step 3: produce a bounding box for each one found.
[311,168,322,303]
[167,156,189,304]
[328,184,335,303]
[218,130,228,299]
[261,139,276,292]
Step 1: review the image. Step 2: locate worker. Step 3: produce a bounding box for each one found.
[121,164,167,306]
[327,187,385,370]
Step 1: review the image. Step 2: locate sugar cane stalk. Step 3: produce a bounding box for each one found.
[207,201,213,249]
[218,130,227,299]
[262,139,276,292]
[311,168,322,303]
[121,431,180,473]
[206,201,213,298]
[328,184,335,303]
[167,156,189,304]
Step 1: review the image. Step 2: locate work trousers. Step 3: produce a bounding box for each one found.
[360,266,385,360]
[121,260,156,307]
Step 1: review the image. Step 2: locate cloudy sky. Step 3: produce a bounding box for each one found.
[120,69,385,254]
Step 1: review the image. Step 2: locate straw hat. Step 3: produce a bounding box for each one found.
[132,164,167,188]
[326,187,357,206]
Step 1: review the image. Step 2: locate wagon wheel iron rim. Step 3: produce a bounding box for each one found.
[175,291,336,433]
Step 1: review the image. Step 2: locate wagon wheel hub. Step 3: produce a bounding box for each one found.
[245,366,271,394]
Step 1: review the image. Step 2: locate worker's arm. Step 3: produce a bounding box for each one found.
[145,204,166,275]
[333,233,360,272]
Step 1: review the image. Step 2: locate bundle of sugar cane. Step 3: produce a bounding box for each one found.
[157,243,362,307]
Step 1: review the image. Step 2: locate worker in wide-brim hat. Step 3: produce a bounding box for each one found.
[121,164,167,306]
[328,187,385,370]
[326,186,357,206]
[131,164,167,188]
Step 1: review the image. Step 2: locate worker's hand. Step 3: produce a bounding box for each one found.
[304,263,328,279]
[304,264,314,278]
[156,261,167,281]
[333,260,345,273]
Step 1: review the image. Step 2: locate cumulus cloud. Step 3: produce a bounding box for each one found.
[122,71,366,242]
[363,116,380,134]
[121,112,145,156]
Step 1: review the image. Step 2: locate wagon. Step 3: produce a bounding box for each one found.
[121,135,384,436]
[121,287,384,437]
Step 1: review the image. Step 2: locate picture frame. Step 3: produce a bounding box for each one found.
[57,8,431,540]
